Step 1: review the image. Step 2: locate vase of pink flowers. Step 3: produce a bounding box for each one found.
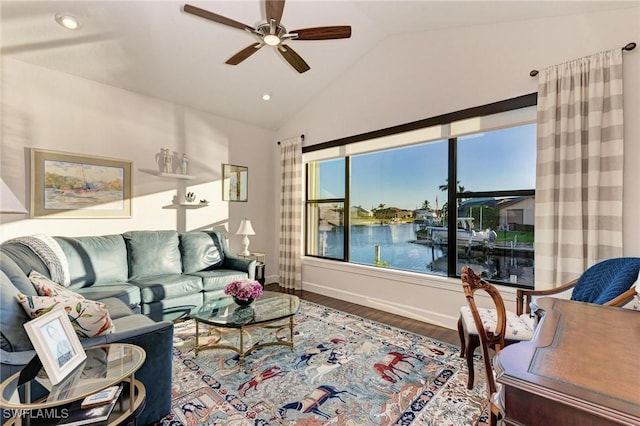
[224,279,263,306]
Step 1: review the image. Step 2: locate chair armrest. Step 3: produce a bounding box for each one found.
[516,278,578,315]
[604,286,637,307]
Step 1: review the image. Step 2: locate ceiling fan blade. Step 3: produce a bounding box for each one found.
[184,4,255,31]
[225,43,263,65]
[278,44,310,73]
[266,0,285,26]
[292,26,352,40]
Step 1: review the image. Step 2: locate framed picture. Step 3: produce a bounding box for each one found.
[23,308,86,385]
[222,163,248,202]
[31,149,132,218]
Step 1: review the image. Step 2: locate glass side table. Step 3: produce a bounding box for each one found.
[0,343,146,425]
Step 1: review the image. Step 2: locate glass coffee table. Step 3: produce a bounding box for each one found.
[191,291,300,366]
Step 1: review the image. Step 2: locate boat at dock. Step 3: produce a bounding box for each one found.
[416,217,496,248]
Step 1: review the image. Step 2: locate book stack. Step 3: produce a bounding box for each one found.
[58,384,123,426]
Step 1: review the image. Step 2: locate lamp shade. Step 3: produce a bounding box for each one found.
[236,219,256,236]
[0,179,27,214]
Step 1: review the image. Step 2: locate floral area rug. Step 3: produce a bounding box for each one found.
[161,301,490,426]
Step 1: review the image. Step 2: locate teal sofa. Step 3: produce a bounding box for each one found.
[0,230,255,425]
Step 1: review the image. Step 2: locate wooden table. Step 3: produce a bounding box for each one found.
[494,297,640,426]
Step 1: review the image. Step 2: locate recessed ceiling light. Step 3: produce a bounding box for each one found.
[55,13,80,30]
[262,94,271,101]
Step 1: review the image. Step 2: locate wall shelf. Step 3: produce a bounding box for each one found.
[163,203,209,210]
[139,168,196,180]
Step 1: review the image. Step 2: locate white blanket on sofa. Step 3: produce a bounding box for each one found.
[8,234,70,286]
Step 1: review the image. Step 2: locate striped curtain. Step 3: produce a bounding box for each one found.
[535,49,624,290]
[278,136,303,290]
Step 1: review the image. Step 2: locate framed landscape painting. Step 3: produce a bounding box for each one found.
[222,163,248,202]
[31,149,132,218]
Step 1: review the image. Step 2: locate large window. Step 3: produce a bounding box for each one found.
[304,95,537,288]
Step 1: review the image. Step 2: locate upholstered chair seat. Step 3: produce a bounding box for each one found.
[458,305,534,390]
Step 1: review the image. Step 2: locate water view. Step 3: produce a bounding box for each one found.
[322,223,534,287]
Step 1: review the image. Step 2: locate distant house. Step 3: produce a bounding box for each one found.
[374,207,413,220]
[351,205,373,218]
[458,197,534,231]
[496,196,535,231]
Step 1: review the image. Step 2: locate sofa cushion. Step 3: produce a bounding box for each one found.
[141,293,204,322]
[17,294,115,339]
[179,231,225,274]
[129,274,203,303]
[75,284,141,310]
[29,271,84,299]
[0,271,33,352]
[55,235,128,288]
[123,231,182,280]
[98,297,134,320]
[188,269,249,292]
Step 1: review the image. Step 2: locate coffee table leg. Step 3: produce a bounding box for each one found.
[195,320,199,357]
[239,326,244,367]
[289,317,294,352]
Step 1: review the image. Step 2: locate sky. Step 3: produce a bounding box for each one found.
[317,124,536,211]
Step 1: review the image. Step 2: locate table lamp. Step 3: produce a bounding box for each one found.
[0,178,27,214]
[236,218,255,256]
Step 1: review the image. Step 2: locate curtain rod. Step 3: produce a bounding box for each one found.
[277,134,305,145]
[529,42,636,77]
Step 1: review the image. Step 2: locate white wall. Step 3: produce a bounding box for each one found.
[0,58,278,277]
[275,7,640,329]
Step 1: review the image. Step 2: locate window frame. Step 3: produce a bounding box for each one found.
[303,93,537,288]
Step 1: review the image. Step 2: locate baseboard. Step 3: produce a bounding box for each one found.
[302,280,459,331]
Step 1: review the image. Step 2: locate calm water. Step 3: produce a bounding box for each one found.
[322,223,534,286]
[45,188,124,210]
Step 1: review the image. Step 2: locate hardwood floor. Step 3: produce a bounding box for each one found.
[265,283,461,347]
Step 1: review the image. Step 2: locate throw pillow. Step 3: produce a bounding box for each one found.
[17,294,115,339]
[28,271,84,300]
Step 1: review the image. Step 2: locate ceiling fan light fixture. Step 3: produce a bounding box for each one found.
[263,34,281,46]
[55,13,80,30]
[262,94,271,101]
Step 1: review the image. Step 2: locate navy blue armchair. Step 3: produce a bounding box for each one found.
[516,257,640,316]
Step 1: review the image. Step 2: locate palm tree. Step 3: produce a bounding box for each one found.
[439,179,465,193]
[421,200,431,210]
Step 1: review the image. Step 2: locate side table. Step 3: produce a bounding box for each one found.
[0,343,146,426]
[238,252,266,285]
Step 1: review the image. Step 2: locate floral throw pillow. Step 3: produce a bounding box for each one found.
[28,271,84,300]
[17,294,115,339]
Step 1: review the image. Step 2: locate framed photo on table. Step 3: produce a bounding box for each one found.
[222,163,248,202]
[23,308,86,385]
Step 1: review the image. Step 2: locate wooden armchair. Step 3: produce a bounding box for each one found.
[460,266,506,426]
[516,257,640,316]
[458,273,534,390]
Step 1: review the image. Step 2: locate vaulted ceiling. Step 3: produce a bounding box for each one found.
[2,1,635,130]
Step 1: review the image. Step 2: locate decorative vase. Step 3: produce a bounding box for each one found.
[233,296,254,306]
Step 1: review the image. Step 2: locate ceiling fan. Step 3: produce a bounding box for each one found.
[183,0,351,73]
